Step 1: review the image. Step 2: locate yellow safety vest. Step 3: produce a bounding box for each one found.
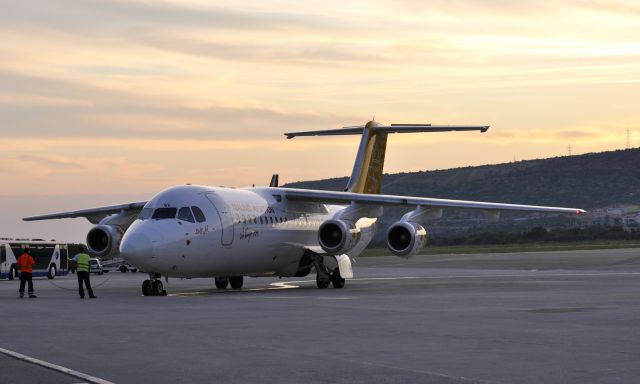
[76,253,90,272]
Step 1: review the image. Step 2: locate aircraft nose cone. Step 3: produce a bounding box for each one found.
[120,232,153,266]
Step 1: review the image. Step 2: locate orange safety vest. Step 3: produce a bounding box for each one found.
[16,253,35,273]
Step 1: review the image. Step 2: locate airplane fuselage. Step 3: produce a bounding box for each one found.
[121,185,344,278]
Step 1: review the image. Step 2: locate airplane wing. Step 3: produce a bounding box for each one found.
[283,188,585,215]
[23,202,148,225]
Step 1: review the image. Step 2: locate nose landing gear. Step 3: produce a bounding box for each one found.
[142,273,167,296]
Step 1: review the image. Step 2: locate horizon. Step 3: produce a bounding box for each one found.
[3,144,637,243]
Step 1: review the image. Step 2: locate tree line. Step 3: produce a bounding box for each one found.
[431,225,640,246]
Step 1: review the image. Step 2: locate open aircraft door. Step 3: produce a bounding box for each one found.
[205,192,235,246]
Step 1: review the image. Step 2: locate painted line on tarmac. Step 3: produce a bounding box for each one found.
[357,271,640,280]
[0,347,114,384]
[282,271,640,285]
[167,281,302,296]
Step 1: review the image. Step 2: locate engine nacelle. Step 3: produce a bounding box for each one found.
[386,221,427,258]
[318,219,361,255]
[86,225,124,259]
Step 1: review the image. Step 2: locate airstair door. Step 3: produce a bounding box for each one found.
[205,192,235,246]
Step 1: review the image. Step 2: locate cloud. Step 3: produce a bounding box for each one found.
[0,69,359,140]
[481,126,622,144]
[16,155,85,171]
[1,0,349,33]
[574,0,640,16]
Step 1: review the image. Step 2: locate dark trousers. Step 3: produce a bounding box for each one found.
[19,272,34,294]
[77,271,95,298]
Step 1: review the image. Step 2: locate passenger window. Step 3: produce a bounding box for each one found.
[178,207,195,223]
[1,245,5,263]
[269,217,273,224]
[138,208,153,220]
[152,208,177,220]
[191,206,206,223]
[254,218,257,224]
[260,217,264,224]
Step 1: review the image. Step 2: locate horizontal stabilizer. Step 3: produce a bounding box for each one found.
[284,124,488,139]
[285,127,364,139]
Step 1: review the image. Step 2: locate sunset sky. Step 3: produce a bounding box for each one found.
[1,0,639,240]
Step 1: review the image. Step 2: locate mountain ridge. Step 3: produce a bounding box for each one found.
[285,147,640,209]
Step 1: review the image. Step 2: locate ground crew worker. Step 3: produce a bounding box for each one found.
[16,248,36,298]
[72,245,96,299]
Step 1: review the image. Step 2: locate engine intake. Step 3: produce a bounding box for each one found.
[87,225,124,259]
[318,219,361,255]
[386,221,427,258]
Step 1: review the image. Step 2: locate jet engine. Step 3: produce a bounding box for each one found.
[385,221,427,258]
[86,225,124,259]
[318,219,361,255]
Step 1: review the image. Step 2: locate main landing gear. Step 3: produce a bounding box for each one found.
[142,273,166,296]
[316,267,345,289]
[312,255,345,289]
[214,276,244,290]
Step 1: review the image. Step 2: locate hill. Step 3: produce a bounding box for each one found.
[284,147,640,242]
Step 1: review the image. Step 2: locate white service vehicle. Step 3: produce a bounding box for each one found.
[24,121,585,296]
[102,257,138,273]
[89,258,104,275]
[0,239,72,279]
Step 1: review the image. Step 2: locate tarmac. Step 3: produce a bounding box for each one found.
[1,248,639,384]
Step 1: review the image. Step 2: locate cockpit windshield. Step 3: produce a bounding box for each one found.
[177,207,195,223]
[151,208,177,220]
[138,206,205,222]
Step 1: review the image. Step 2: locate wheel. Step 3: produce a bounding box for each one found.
[229,276,244,289]
[331,268,345,289]
[48,265,57,279]
[152,280,164,296]
[119,265,128,273]
[215,277,229,289]
[142,280,152,296]
[9,265,17,281]
[316,274,330,289]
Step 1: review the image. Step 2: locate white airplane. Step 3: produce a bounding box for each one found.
[24,121,585,296]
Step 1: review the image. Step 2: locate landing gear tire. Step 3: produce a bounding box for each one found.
[142,280,152,296]
[229,276,244,289]
[9,265,17,281]
[316,274,330,289]
[331,268,345,289]
[48,265,57,279]
[215,277,229,289]
[152,280,164,296]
